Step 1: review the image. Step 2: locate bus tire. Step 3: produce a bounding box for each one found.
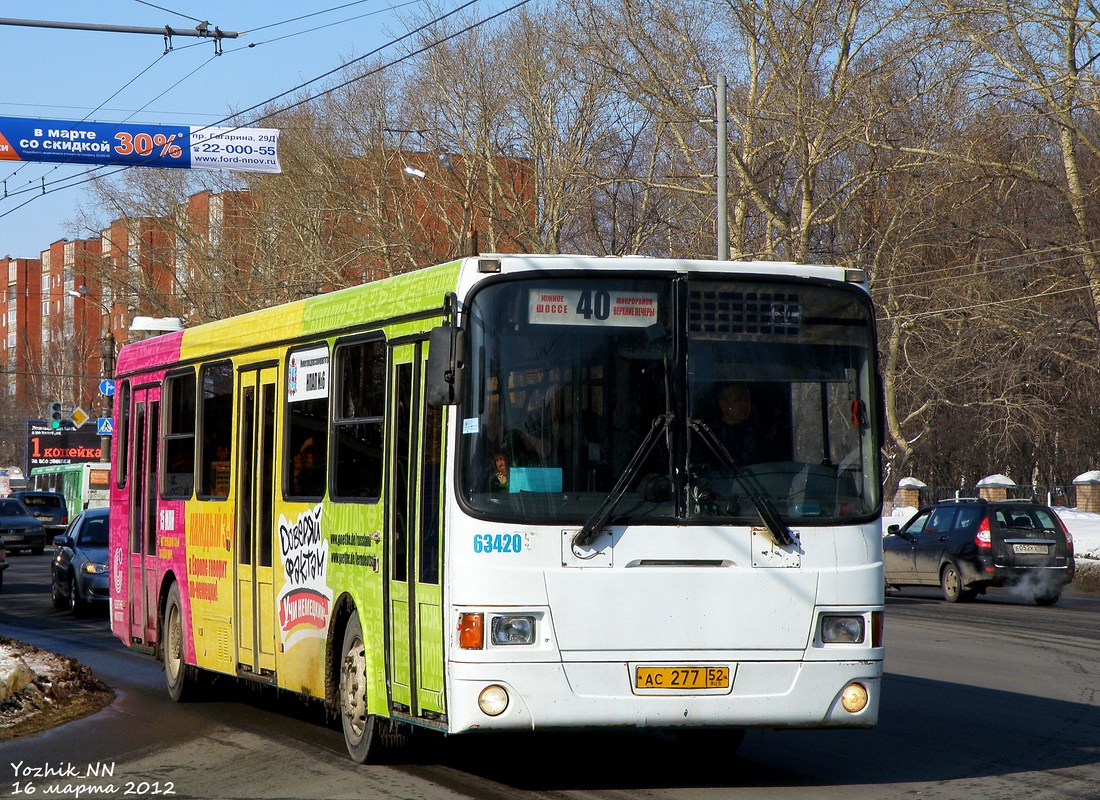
[339,613,378,763]
[164,582,196,702]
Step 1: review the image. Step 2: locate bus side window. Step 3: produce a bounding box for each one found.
[198,360,234,499]
[116,380,131,489]
[332,337,385,501]
[285,344,330,501]
[162,370,196,499]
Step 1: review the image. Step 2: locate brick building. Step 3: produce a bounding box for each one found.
[1,152,533,427]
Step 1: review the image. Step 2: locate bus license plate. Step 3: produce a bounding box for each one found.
[1013,543,1048,554]
[635,666,730,690]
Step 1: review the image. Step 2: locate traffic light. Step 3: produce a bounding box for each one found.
[48,401,63,430]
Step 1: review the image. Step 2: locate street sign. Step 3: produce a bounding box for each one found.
[99,379,116,396]
[96,418,114,436]
[69,407,90,429]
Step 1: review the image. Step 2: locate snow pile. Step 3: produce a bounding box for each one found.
[0,652,35,702]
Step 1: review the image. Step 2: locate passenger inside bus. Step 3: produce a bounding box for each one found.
[712,383,762,465]
[293,437,325,496]
[488,452,510,492]
[701,382,792,468]
[206,431,231,496]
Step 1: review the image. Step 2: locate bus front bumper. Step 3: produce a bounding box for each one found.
[445,657,882,733]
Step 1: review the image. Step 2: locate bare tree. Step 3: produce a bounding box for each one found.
[927,0,1100,331]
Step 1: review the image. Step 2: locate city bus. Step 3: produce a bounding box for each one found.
[108,254,885,762]
[29,462,111,512]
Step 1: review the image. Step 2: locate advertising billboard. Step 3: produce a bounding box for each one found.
[24,419,104,473]
[0,116,280,173]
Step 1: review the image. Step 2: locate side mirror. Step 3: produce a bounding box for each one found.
[886,524,901,536]
[426,324,465,407]
[53,534,71,548]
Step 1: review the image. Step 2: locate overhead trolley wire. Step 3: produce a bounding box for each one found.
[0,0,532,222]
[130,1,209,25]
[0,50,169,200]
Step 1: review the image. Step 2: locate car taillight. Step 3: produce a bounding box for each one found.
[61,514,68,525]
[1055,514,1074,550]
[975,516,992,549]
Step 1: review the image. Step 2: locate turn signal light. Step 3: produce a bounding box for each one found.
[457,612,484,649]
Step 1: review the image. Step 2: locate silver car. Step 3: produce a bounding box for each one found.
[50,507,110,614]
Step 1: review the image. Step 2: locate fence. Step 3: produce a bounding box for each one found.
[892,484,1077,511]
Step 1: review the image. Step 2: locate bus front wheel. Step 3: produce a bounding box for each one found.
[339,613,378,763]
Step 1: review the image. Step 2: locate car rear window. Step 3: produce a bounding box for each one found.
[20,495,63,510]
[993,506,1061,531]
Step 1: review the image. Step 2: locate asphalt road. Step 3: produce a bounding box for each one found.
[1,550,1099,800]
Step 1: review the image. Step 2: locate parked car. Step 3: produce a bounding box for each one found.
[0,498,46,556]
[9,490,68,540]
[50,507,110,614]
[883,498,1076,604]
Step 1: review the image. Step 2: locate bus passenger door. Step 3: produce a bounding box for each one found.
[128,387,160,647]
[235,365,279,676]
[386,341,445,719]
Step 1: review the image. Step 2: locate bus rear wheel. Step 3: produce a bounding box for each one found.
[339,613,378,763]
[164,582,197,702]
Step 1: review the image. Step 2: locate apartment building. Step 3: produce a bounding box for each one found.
[1,153,533,428]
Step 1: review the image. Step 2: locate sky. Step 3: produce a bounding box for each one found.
[0,0,489,259]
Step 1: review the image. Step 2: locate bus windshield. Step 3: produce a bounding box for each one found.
[457,274,881,526]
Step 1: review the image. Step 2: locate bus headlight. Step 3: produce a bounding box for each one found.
[491,615,536,645]
[478,684,509,716]
[820,615,865,644]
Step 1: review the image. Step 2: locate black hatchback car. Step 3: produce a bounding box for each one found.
[883,498,1076,604]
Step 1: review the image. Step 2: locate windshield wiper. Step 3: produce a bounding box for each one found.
[573,413,674,547]
[689,419,796,547]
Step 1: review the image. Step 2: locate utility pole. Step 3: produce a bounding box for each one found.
[69,285,116,462]
[100,331,116,464]
[716,74,729,261]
